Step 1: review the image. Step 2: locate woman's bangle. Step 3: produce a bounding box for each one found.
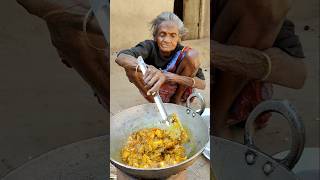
[261,52,272,81]
[191,77,196,88]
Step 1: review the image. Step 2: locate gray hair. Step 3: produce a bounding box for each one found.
[150,12,187,38]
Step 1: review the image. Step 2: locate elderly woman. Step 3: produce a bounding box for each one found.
[211,0,307,137]
[115,12,206,104]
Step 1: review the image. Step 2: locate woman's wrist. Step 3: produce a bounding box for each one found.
[164,72,196,88]
[163,71,175,83]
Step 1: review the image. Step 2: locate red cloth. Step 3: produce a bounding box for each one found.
[158,82,193,103]
[227,81,273,128]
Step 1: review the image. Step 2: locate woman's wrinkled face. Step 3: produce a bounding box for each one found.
[155,21,180,56]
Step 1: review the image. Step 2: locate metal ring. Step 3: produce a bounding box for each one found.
[244,100,305,170]
[186,92,205,115]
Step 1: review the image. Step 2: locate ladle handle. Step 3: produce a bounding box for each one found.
[137,56,168,122]
[137,56,147,74]
[154,93,169,122]
[244,100,305,170]
[186,92,206,115]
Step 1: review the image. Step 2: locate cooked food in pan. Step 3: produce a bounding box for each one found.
[121,115,189,168]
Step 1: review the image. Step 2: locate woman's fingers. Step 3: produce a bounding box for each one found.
[143,67,150,79]
[145,75,159,88]
[144,66,157,83]
[141,65,166,95]
[144,72,153,83]
[147,76,165,95]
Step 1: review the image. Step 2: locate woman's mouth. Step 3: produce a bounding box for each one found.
[161,44,171,49]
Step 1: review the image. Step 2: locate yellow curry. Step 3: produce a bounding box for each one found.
[121,115,189,168]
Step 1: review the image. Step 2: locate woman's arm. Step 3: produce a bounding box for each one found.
[163,48,206,90]
[115,53,155,102]
[143,66,206,96]
[118,50,206,96]
[212,40,307,89]
[115,53,138,70]
[164,72,206,90]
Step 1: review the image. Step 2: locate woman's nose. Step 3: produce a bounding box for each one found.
[163,36,171,43]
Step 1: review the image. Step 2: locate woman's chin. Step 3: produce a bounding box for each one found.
[160,48,174,54]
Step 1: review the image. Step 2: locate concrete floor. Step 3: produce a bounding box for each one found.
[0,0,319,178]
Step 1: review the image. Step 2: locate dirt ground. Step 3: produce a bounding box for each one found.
[0,0,319,178]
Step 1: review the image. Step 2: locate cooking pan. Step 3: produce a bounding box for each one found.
[212,100,305,180]
[110,92,209,179]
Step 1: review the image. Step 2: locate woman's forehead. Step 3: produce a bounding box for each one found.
[157,21,179,33]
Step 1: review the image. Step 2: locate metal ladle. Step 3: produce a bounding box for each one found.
[137,56,171,126]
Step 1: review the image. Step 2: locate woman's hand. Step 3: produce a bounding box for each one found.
[143,65,166,95]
